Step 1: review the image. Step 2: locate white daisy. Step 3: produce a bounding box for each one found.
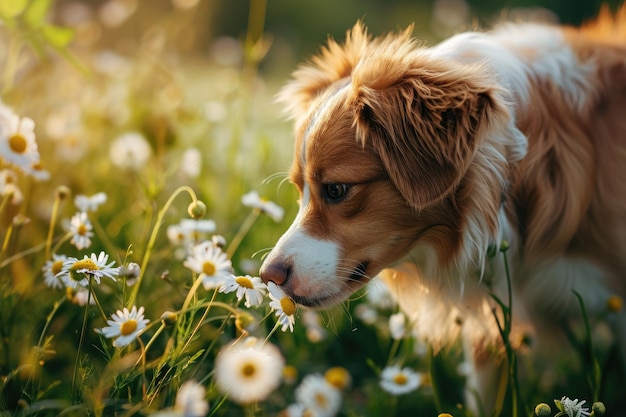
[42,254,68,289]
[74,192,107,212]
[295,373,342,417]
[0,169,23,205]
[302,309,327,343]
[174,380,209,417]
[183,241,234,289]
[69,211,94,250]
[100,305,149,347]
[180,147,202,178]
[354,303,378,325]
[66,287,96,306]
[0,103,40,172]
[379,366,421,396]
[556,396,591,417]
[167,219,217,248]
[109,131,152,170]
[219,275,266,308]
[365,280,396,310]
[24,161,50,181]
[241,190,284,222]
[268,282,296,332]
[388,312,406,340]
[214,337,284,404]
[57,251,119,289]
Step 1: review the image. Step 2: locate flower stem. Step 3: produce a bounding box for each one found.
[45,191,63,260]
[226,209,260,258]
[127,186,199,307]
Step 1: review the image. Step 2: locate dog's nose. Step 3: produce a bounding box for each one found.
[259,262,292,285]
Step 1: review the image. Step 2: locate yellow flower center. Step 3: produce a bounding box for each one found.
[393,373,408,385]
[314,392,328,408]
[8,133,27,154]
[51,260,64,275]
[236,276,254,289]
[280,297,296,316]
[77,224,89,236]
[69,259,99,281]
[241,362,256,378]
[120,319,137,336]
[325,366,351,390]
[607,295,623,312]
[71,259,99,272]
[202,260,216,276]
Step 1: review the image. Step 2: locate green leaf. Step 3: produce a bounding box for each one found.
[24,0,52,29]
[41,24,74,48]
[0,0,28,19]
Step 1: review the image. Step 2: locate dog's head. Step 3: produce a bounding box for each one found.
[260,23,516,307]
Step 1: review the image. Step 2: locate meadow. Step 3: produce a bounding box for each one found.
[0,1,621,416]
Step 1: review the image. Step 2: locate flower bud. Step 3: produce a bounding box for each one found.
[160,311,177,325]
[187,200,206,219]
[592,402,606,415]
[535,403,551,416]
[56,185,71,200]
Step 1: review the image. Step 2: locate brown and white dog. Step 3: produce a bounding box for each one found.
[260,6,626,412]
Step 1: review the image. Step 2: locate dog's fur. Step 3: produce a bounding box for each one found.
[260,6,626,412]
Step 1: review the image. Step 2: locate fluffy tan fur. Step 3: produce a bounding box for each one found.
[262,5,626,413]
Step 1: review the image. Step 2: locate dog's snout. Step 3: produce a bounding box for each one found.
[260,261,292,286]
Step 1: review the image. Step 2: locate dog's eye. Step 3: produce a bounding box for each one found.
[323,183,348,202]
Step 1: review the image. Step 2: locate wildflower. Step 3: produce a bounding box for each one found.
[0,169,23,205]
[100,306,149,347]
[25,161,50,181]
[183,241,234,289]
[283,365,299,385]
[268,282,296,332]
[187,200,207,219]
[109,131,152,170]
[295,373,342,417]
[180,147,202,178]
[57,251,119,289]
[241,190,285,222]
[324,367,351,390]
[303,309,327,342]
[380,366,421,395]
[607,295,623,312]
[388,312,406,340]
[214,337,284,404]
[554,396,591,417]
[281,403,306,417]
[0,103,40,172]
[42,254,68,289]
[66,287,96,306]
[168,219,217,248]
[219,275,266,308]
[173,380,209,417]
[69,212,94,250]
[592,402,606,416]
[118,262,141,285]
[365,281,396,310]
[354,303,378,325]
[535,403,552,416]
[74,192,107,212]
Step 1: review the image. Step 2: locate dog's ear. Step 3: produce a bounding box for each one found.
[351,52,503,210]
[277,22,371,119]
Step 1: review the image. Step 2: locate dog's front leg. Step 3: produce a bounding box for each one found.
[461,336,506,417]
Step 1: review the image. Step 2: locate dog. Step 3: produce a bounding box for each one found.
[259,6,626,413]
